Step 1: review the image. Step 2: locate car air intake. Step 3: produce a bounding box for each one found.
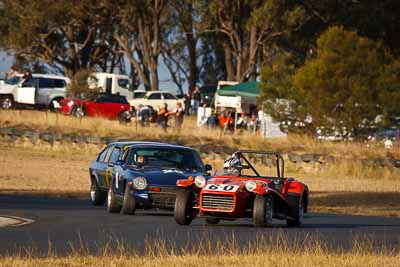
[201,194,234,211]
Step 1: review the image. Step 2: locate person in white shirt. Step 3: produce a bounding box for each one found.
[168,102,184,130]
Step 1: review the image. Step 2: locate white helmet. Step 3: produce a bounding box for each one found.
[224,153,242,176]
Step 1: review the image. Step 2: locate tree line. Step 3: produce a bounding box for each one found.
[0,0,399,135]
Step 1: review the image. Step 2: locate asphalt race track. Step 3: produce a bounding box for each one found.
[1,194,400,255]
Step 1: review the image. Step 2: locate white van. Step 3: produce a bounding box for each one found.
[90,72,134,100]
[0,74,70,110]
[214,81,239,110]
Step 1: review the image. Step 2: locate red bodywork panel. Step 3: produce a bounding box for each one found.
[179,175,308,218]
[60,98,130,120]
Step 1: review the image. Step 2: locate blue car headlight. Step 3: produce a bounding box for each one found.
[133,176,147,190]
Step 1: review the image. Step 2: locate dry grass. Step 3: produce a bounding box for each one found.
[0,235,399,267]
[1,109,399,159]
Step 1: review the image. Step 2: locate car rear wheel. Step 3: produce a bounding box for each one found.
[107,186,121,213]
[286,195,304,227]
[205,217,220,225]
[121,184,136,215]
[90,179,106,206]
[253,194,274,227]
[118,111,132,124]
[0,96,14,110]
[174,189,196,225]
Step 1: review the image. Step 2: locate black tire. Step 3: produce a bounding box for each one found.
[174,189,196,225]
[286,195,304,227]
[205,217,220,225]
[121,183,136,215]
[0,95,14,110]
[253,194,274,227]
[107,185,121,213]
[71,105,86,118]
[118,111,132,124]
[90,179,106,206]
[48,98,63,111]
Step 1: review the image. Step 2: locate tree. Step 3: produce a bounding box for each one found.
[66,69,100,99]
[160,0,203,94]
[260,26,400,136]
[203,0,306,82]
[109,0,166,91]
[0,1,118,76]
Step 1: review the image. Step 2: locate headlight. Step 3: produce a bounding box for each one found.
[67,100,74,107]
[245,180,257,192]
[194,175,206,188]
[132,176,147,190]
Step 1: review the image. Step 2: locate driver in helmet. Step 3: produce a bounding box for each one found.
[223,153,243,176]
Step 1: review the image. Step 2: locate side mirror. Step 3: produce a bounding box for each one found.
[115,159,124,166]
[205,164,212,171]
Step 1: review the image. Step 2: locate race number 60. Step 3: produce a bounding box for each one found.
[205,184,239,192]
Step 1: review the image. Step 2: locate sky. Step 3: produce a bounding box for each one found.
[0,51,183,94]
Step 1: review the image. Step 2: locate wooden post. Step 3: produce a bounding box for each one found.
[234,111,238,136]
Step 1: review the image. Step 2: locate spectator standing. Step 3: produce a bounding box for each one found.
[137,104,152,126]
[192,85,201,114]
[184,91,191,115]
[157,103,169,131]
[206,112,218,128]
[169,102,184,131]
[247,113,258,133]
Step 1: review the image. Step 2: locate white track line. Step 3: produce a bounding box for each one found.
[0,216,35,227]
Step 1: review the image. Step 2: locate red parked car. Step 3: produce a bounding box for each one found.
[174,150,309,227]
[60,94,132,123]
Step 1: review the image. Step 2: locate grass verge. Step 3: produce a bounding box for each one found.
[0,235,399,267]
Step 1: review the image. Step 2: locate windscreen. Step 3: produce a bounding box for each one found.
[126,147,204,171]
[133,92,146,98]
[226,152,283,178]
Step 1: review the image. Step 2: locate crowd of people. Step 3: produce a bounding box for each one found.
[136,102,185,132]
[136,85,205,132]
[136,98,260,134]
[199,110,260,133]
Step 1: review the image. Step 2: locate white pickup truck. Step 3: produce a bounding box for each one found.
[128,91,185,110]
[0,74,70,110]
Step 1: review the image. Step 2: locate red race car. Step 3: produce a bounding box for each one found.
[174,150,309,227]
[60,93,132,123]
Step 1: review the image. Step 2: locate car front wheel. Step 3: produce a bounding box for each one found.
[71,105,85,118]
[174,189,196,225]
[253,194,274,227]
[107,186,121,213]
[0,96,14,110]
[121,184,136,215]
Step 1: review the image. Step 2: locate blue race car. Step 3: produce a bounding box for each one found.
[102,142,211,214]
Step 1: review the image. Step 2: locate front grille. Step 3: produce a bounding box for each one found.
[148,186,176,209]
[201,194,234,211]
